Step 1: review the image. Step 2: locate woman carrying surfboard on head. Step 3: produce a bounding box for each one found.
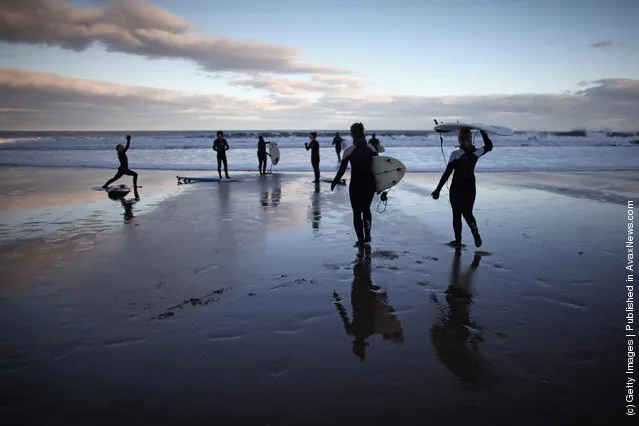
[331,122,378,247]
[431,128,493,248]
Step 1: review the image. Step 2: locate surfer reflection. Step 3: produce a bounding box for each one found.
[309,181,321,229]
[108,191,136,222]
[259,173,282,208]
[121,199,136,222]
[333,246,404,362]
[430,248,487,386]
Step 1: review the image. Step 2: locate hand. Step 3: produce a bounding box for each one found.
[331,182,336,191]
[126,135,131,141]
[431,190,440,200]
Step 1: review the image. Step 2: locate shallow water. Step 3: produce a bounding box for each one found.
[0,169,629,424]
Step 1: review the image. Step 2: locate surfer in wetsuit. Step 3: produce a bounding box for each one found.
[213,131,230,179]
[431,129,493,247]
[257,136,270,175]
[369,133,381,153]
[331,122,378,247]
[332,132,344,161]
[103,134,139,199]
[305,132,320,182]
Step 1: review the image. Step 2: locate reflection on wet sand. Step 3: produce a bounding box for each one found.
[333,245,404,361]
[260,173,282,208]
[107,192,137,223]
[430,247,487,386]
[309,181,321,230]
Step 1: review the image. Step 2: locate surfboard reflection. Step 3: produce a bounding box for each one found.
[430,248,488,386]
[333,246,404,362]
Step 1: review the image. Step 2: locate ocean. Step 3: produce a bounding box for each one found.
[1,130,638,172]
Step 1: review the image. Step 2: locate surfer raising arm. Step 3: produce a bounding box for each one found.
[103,134,139,199]
[213,131,231,179]
[332,122,378,247]
[431,129,493,247]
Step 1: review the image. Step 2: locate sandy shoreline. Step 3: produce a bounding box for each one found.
[0,166,633,424]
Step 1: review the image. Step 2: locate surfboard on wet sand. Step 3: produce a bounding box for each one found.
[433,122,515,136]
[269,141,280,165]
[372,156,406,192]
[176,176,240,184]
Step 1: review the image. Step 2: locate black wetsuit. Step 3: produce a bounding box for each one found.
[306,139,320,182]
[104,139,138,191]
[369,137,381,153]
[435,132,493,243]
[257,139,268,174]
[333,141,378,243]
[213,138,230,178]
[333,136,344,161]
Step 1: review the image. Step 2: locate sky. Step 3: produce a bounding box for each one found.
[0,0,638,131]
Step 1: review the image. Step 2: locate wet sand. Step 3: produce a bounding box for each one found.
[0,167,633,425]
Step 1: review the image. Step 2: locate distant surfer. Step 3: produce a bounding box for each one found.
[331,123,378,247]
[213,131,230,179]
[305,132,320,182]
[369,133,381,153]
[431,129,493,247]
[102,134,139,199]
[257,136,271,175]
[332,132,344,161]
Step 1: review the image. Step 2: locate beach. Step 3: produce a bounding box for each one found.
[0,166,632,425]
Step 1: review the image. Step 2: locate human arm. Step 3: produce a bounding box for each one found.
[212,140,218,152]
[432,156,456,199]
[224,139,230,151]
[122,135,131,152]
[331,158,349,191]
[475,130,493,156]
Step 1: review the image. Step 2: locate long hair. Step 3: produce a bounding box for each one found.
[350,122,366,147]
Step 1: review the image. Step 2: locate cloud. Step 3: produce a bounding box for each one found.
[1,69,638,131]
[590,40,614,48]
[229,74,367,95]
[0,0,350,75]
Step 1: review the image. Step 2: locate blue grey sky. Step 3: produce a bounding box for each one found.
[0,0,637,130]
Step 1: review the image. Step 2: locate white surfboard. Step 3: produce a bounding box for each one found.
[269,141,280,165]
[371,156,406,192]
[176,176,240,184]
[434,122,514,136]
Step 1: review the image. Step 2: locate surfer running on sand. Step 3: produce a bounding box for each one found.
[257,136,271,175]
[431,129,493,247]
[103,134,139,199]
[305,132,321,182]
[332,132,344,161]
[213,131,230,179]
[331,122,378,247]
